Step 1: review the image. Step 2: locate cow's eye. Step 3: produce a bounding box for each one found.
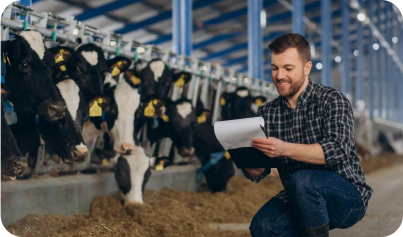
[18,62,30,73]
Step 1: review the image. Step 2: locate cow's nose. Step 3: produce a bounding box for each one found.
[122,144,134,155]
[48,101,67,119]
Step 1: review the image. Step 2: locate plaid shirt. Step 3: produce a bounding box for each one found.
[242,79,373,208]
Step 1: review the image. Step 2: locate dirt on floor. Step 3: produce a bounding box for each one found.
[6,153,402,237]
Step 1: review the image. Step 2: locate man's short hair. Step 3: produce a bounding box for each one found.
[268,33,311,64]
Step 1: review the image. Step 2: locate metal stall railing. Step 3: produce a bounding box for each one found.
[1,2,279,175]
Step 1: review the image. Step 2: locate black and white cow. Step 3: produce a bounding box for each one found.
[2,30,88,166]
[1,87,27,181]
[193,98,234,192]
[220,86,256,120]
[102,69,151,205]
[135,96,197,169]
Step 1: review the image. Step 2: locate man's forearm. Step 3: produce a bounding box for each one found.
[284,143,326,165]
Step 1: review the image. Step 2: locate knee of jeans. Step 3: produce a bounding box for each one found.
[289,170,316,194]
[250,214,277,236]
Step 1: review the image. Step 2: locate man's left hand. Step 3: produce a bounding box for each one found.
[251,137,290,158]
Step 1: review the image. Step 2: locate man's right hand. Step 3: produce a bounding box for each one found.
[244,168,265,177]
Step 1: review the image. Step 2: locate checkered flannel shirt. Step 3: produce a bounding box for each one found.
[242,79,373,208]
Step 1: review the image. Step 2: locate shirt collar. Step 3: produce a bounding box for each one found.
[281,79,316,107]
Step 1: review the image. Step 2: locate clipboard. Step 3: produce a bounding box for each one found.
[214,117,280,169]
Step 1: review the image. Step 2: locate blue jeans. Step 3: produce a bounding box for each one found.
[250,170,366,237]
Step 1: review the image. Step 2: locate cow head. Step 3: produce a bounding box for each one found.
[223,86,256,120]
[139,58,173,100]
[107,56,132,80]
[103,75,142,155]
[162,98,197,157]
[1,88,27,180]
[2,30,67,121]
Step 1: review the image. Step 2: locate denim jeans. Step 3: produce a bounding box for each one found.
[250,170,366,237]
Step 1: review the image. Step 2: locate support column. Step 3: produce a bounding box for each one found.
[355,0,364,110]
[321,0,331,87]
[342,0,351,100]
[172,0,192,56]
[248,0,263,79]
[292,0,304,35]
[368,0,374,119]
[377,0,383,118]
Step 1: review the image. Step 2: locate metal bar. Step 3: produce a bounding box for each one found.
[248,0,263,79]
[75,0,142,22]
[342,0,351,100]
[321,0,332,87]
[292,0,304,34]
[386,4,392,120]
[172,0,192,56]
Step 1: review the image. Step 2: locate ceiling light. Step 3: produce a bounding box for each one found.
[354,50,359,56]
[373,43,380,50]
[357,13,366,22]
[316,63,323,70]
[137,47,145,53]
[335,56,341,63]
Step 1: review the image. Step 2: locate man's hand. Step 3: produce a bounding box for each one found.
[251,137,290,158]
[244,168,265,177]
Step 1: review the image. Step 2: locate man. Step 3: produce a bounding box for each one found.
[243,33,373,237]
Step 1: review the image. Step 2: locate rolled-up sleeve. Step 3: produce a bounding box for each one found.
[318,92,355,168]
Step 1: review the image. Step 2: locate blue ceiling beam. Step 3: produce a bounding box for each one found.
[222,55,248,67]
[75,0,142,22]
[146,34,172,45]
[201,31,284,61]
[116,0,223,35]
[193,33,241,50]
[32,0,40,4]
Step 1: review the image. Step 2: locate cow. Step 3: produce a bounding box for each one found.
[193,98,234,192]
[1,87,27,181]
[101,69,151,205]
[135,96,197,169]
[75,43,113,145]
[1,30,88,167]
[219,86,256,120]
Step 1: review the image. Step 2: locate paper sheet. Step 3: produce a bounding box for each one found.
[214,117,267,150]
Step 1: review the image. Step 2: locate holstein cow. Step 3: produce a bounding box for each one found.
[102,69,151,205]
[1,87,28,181]
[193,99,234,192]
[135,95,197,170]
[219,86,256,120]
[2,30,87,167]
[75,43,112,144]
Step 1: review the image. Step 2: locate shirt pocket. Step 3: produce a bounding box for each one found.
[304,107,323,144]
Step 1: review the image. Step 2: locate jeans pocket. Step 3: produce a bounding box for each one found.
[339,206,366,229]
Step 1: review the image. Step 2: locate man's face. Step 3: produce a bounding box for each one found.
[271,48,311,98]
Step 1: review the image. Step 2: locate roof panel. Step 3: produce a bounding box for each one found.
[109,2,155,21]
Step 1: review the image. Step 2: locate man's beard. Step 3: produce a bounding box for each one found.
[275,73,305,98]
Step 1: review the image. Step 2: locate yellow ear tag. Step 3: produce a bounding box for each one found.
[176,75,186,87]
[144,103,155,117]
[111,66,120,77]
[117,61,122,66]
[59,65,66,71]
[102,158,109,165]
[55,52,64,64]
[155,160,165,171]
[131,75,141,85]
[6,56,11,66]
[152,99,158,105]
[224,151,231,160]
[162,114,169,122]
[3,53,6,64]
[220,97,226,106]
[255,98,262,107]
[89,101,102,117]
[197,114,206,124]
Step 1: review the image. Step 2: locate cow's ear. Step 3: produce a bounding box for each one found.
[49,46,75,66]
[253,96,267,107]
[172,71,192,88]
[124,70,141,88]
[107,56,132,77]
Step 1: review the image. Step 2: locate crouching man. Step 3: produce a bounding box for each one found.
[243,33,373,237]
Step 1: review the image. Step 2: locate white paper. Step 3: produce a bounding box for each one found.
[214,117,267,150]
